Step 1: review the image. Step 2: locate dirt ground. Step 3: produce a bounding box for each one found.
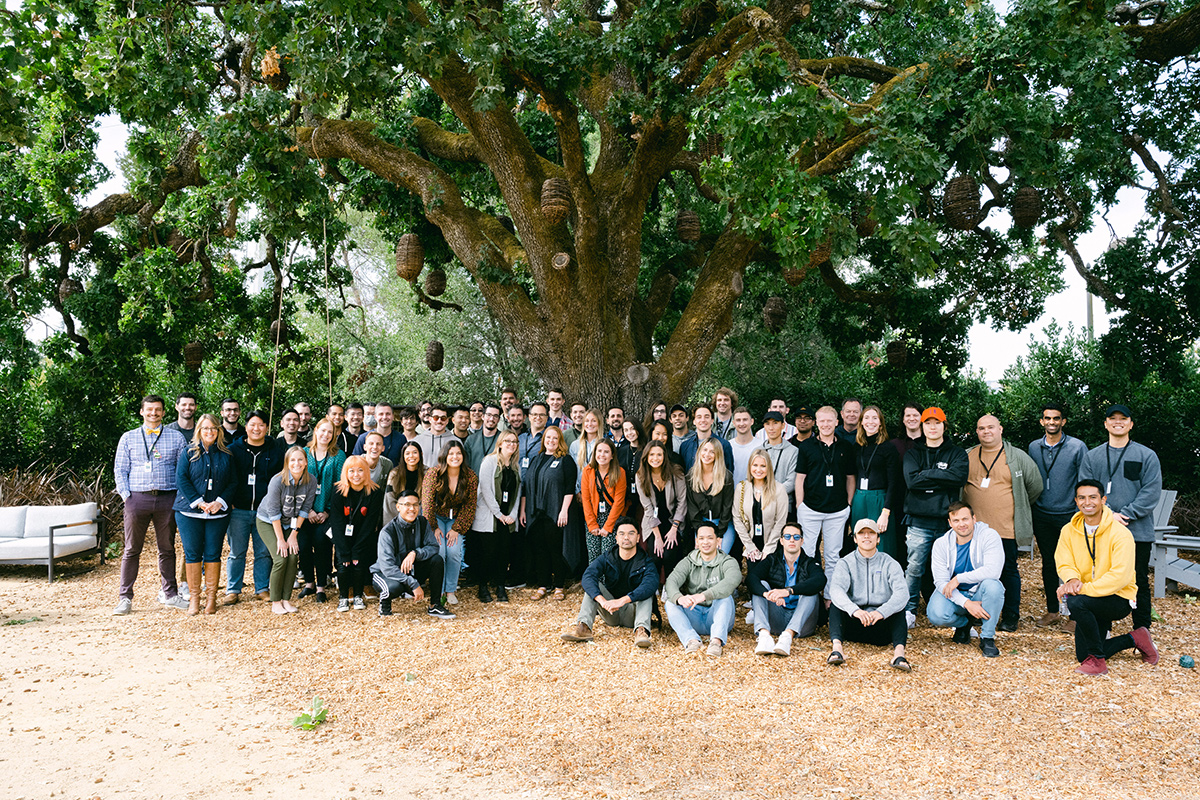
[2,546,1199,800]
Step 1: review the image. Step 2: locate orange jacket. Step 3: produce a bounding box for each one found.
[581,465,627,533]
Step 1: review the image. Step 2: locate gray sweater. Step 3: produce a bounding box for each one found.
[1028,434,1088,515]
[1079,440,1162,543]
[255,473,318,525]
[829,549,908,619]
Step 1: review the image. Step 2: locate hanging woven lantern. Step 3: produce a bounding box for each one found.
[1011,186,1043,228]
[426,340,444,372]
[943,175,981,231]
[540,178,572,225]
[807,239,832,269]
[856,213,878,238]
[58,277,83,303]
[395,234,424,281]
[886,340,907,368]
[762,296,787,333]
[676,209,701,242]
[265,62,290,92]
[552,252,571,270]
[783,267,806,287]
[424,267,447,297]
[183,342,204,371]
[270,319,288,345]
[697,131,724,162]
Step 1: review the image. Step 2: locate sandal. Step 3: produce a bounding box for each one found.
[552,588,565,601]
[530,587,547,601]
[891,655,911,672]
[827,650,845,666]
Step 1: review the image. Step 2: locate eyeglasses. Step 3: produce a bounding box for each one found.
[397,501,420,509]
[431,415,448,422]
[780,533,803,541]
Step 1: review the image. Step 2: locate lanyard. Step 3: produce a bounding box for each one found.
[141,428,162,461]
[1105,444,1129,487]
[1039,437,1064,476]
[343,490,368,524]
[859,443,878,480]
[1084,528,1098,580]
[818,439,836,473]
[250,448,262,505]
[978,447,1003,479]
[594,468,615,505]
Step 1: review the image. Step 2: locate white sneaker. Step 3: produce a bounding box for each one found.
[113,598,132,615]
[745,611,754,626]
[445,592,459,606]
[774,631,794,657]
[706,640,724,658]
[337,598,350,612]
[742,600,753,609]
[906,611,917,629]
[163,594,189,611]
[755,630,775,656]
[352,596,366,611]
[159,586,190,603]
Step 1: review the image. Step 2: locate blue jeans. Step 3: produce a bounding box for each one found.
[926,578,1005,639]
[904,524,942,614]
[175,512,229,563]
[665,596,735,645]
[436,515,465,594]
[226,508,271,594]
[751,593,820,637]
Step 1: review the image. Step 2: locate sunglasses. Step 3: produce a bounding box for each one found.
[780,533,803,541]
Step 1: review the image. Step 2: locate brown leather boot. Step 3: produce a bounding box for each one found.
[560,622,593,642]
[186,563,202,616]
[203,562,220,614]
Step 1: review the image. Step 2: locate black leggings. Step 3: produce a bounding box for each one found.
[298,517,332,587]
[334,529,376,598]
[528,516,568,590]
[829,606,907,648]
[1032,509,1074,613]
[1066,593,1135,662]
[473,529,511,588]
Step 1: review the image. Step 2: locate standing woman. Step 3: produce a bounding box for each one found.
[851,406,904,560]
[255,446,317,614]
[329,455,383,612]
[635,441,688,575]
[686,438,735,554]
[521,426,577,600]
[622,418,645,524]
[383,440,425,526]
[173,414,236,615]
[733,449,790,562]
[362,430,394,489]
[420,440,478,606]
[472,430,522,603]
[568,408,604,483]
[581,439,628,563]
[648,420,685,468]
[299,418,345,603]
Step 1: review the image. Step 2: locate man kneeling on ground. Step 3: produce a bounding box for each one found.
[561,517,659,648]
[663,524,741,657]
[371,490,456,620]
[1055,480,1158,676]
[828,519,911,671]
[927,501,1006,658]
[747,521,826,657]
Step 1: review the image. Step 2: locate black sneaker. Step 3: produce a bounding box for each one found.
[980,637,1000,658]
[315,590,328,603]
[298,585,316,599]
[494,585,509,602]
[427,603,456,620]
[378,598,393,616]
[997,619,1018,633]
[952,624,971,644]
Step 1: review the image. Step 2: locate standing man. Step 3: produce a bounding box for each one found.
[1028,403,1088,628]
[728,407,759,484]
[679,405,734,472]
[225,409,283,604]
[669,404,695,453]
[788,404,815,448]
[343,402,365,447]
[450,406,472,443]
[354,401,403,464]
[890,404,924,459]
[562,401,586,448]
[417,400,434,435]
[901,407,968,627]
[795,406,857,598]
[294,401,313,442]
[467,401,485,433]
[219,398,246,443]
[835,398,863,444]
[363,402,377,432]
[1079,405,1162,633]
[498,388,519,431]
[519,402,549,468]
[927,502,1006,657]
[277,408,303,447]
[547,389,569,430]
[397,406,420,443]
[560,518,659,647]
[165,393,197,443]
[113,396,190,614]
[505,403,528,439]
[754,398,797,444]
[328,404,350,452]
[1056,480,1158,676]
[758,411,798,507]
[712,387,738,441]
[466,403,502,475]
[414,404,456,467]
[962,414,1043,632]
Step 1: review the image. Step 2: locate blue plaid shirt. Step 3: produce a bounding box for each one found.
[115,425,189,499]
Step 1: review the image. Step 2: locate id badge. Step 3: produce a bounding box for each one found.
[1106,481,1112,494]
[825,474,834,488]
[449,508,455,520]
[754,523,763,538]
[521,457,530,469]
[653,506,660,520]
[247,474,256,486]
[599,501,607,514]
[345,524,354,538]
[316,485,322,496]
[551,460,560,468]
[980,477,991,489]
[290,517,300,530]
[859,477,868,491]
[502,491,509,503]
[143,462,153,473]
[207,478,213,491]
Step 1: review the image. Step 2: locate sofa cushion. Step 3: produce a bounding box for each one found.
[0,534,99,560]
[23,503,98,539]
[0,506,28,539]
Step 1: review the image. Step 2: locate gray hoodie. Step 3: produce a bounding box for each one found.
[829,549,908,619]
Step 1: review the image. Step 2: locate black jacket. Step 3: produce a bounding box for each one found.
[581,545,659,602]
[228,437,285,511]
[686,473,734,533]
[746,548,827,598]
[522,451,578,523]
[903,439,969,523]
[371,515,439,589]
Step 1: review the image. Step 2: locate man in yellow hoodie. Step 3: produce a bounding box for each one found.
[1055,479,1159,676]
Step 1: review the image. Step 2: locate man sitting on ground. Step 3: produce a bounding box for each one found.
[561,518,659,648]
[747,521,826,657]
[370,490,455,620]
[927,501,1006,658]
[828,519,911,671]
[663,524,741,657]
[1055,480,1159,676]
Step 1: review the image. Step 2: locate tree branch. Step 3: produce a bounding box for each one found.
[1123,3,1200,63]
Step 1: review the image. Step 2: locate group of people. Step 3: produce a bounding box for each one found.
[113,387,1164,675]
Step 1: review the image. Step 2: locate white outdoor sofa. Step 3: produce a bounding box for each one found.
[0,502,106,582]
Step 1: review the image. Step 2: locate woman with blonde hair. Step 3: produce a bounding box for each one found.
[471,430,522,602]
[521,426,577,600]
[733,449,789,561]
[173,413,236,615]
[299,417,345,603]
[686,438,735,553]
[255,446,318,614]
[329,455,383,612]
[580,438,627,563]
